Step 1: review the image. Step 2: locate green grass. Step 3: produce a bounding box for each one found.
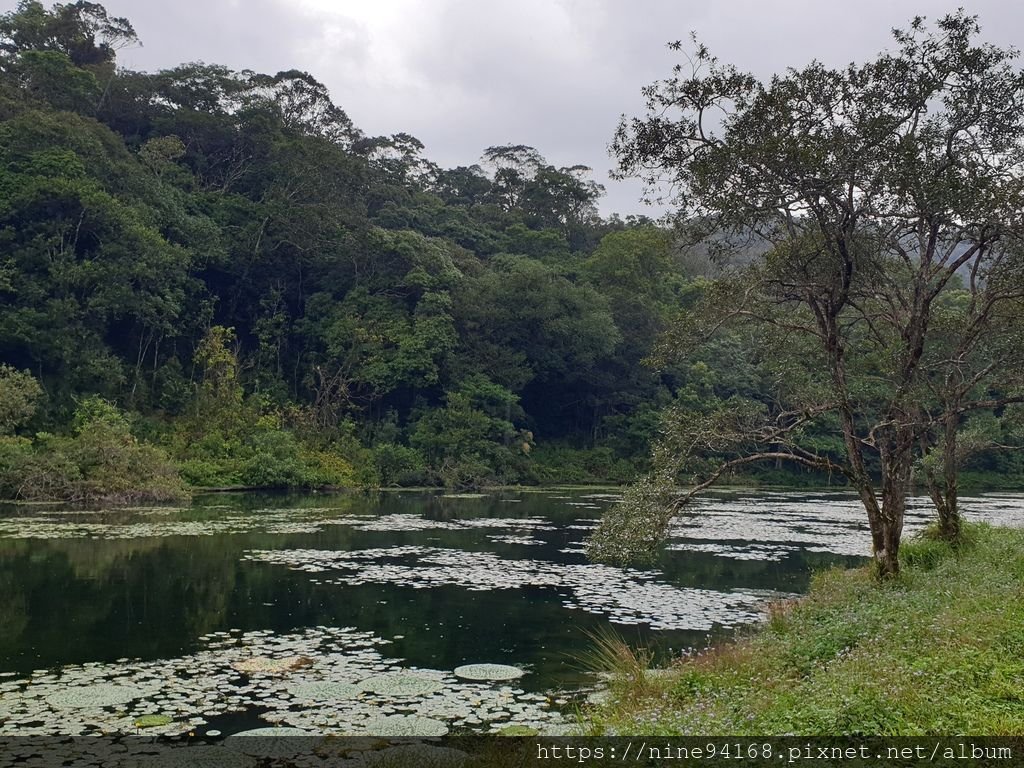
[581,523,1024,736]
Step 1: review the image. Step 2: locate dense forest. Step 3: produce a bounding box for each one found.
[0,1,1021,504]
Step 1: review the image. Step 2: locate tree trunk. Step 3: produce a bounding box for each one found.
[936,414,962,541]
[875,515,903,578]
[921,411,963,542]
[827,327,899,577]
[875,431,914,578]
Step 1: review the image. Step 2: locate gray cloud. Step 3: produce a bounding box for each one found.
[62,1,1024,216]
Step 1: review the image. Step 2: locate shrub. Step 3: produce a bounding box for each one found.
[301,449,357,487]
[372,443,427,486]
[531,444,638,485]
[0,398,187,503]
[178,458,236,487]
[0,365,43,435]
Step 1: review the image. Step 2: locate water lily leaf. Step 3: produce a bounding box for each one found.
[134,714,173,728]
[454,664,525,681]
[359,715,448,737]
[357,674,444,696]
[232,656,312,675]
[289,681,361,700]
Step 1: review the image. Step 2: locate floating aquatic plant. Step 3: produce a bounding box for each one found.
[288,681,361,700]
[45,683,142,709]
[0,625,565,736]
[243,545,773,631]
[134,714,173,728]
[357,673,444,696]
[232,656,312,675]
[1,494,1022,567]
[453,664,525,682]
[357,714,448,737]
[487,534,545,545]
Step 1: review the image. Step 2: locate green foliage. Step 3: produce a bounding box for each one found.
[607,12,1024,574]
[529,444,637,485]
[0,364,42,434]
[576,625,652,685]
[452,254,620,391]
[168,327,359,489]
[372,443,427,487]
[410,376,532,488]
[0,1,715,495]
[898,534,954,573]
[0,396,186,502]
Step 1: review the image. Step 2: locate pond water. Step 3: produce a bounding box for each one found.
[0,488,1021,737]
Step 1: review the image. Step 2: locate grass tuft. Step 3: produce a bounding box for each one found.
[575,626,652,686]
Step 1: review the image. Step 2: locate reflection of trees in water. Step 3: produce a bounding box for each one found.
[0,536,241,671]
[0,565,29,658]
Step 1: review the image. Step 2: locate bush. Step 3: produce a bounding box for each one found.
[167,335,368,490]
[305,449,357,486]
[530,444,638,485]
[238,429,308,488]
[372,443,427,486]
[900,526,959,571]
[0,398,187,503]
[178,458,235,487]
[410,381,533,488]
[0,435,77,500]
[437,453,496,489]
[0,365,43,435]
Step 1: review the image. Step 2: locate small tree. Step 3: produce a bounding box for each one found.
[592,13,1024,576]
[0,364,43,435]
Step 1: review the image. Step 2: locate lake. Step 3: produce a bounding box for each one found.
[0,488,1021,737]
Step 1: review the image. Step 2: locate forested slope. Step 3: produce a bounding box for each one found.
[0,2,1020,501]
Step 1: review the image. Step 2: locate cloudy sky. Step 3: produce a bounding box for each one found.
[94,0,1022,216]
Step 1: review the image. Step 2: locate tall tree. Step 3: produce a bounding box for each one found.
[592,13,1024,575]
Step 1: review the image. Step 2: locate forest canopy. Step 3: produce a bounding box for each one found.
[0,2,1021,527]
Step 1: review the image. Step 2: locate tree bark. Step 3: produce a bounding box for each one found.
[825,315,897,576]
[935,415,961,541]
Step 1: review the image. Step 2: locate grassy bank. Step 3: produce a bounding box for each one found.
[582,524,1024,735]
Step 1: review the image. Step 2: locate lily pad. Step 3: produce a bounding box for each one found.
[360,714,448,737]
[357,673,444,696]
[134,714,173,728]
[453,663,525,681]
[227,727,314,737]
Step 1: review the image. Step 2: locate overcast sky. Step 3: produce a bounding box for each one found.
[83,1,1024,216]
